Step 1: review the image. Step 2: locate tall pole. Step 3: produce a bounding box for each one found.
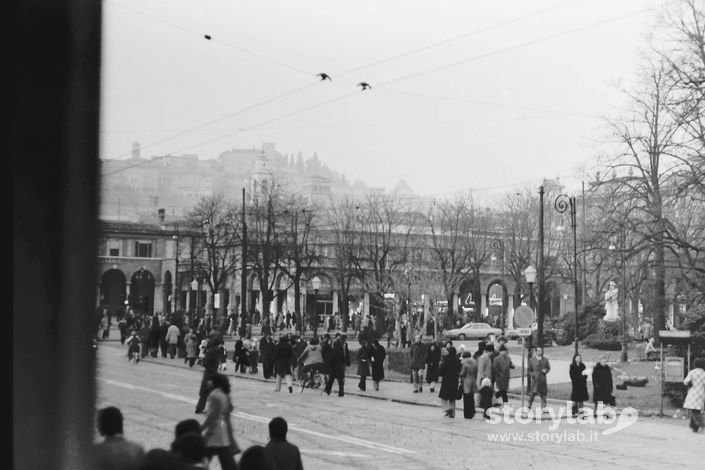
[537,185,545,348]
[581,181,587,305]
[620,227,628,362]
[571,196,579,355]
[555,194,579,354]
[241,188,248,337]
[172,229,179,314]
[490,239,505,334]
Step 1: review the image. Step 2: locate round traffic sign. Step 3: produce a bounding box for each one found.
[514,305,535,328]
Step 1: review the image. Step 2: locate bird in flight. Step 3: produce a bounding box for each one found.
[204,34,212,40]
[317,73,332,81]
[357,82,372,90]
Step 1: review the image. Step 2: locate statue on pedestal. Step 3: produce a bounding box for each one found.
[603,280,620,322]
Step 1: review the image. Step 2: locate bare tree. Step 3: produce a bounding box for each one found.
[246,182,287,323]
[593,58,687,345]
[328,197,364,333]
[187,193,241,322]
[351,193,417,335]
[277,194,321,335]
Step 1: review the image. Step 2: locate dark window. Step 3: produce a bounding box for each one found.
[135,241,152,258]
[109,248,120,256]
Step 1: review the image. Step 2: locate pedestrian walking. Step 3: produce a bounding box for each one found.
[260,333,275,380]
[216,341,228,372]
[459,350,478,419]
[370,339,386,391]
[165,321,181,359]
[425,342,441,393]
[148,316,162,358]
[410,335,427,393]
[438,343,460,418]
[592,356,614,416]
[159,317,170,358]
[324,333,350,397]
[200,373,239,470]
[126,330,141,363]
[569,353,589,416]
[357,338,371,391]
[492,345,514,406]
[273,335,295,394]
[136,320,149,359]
[264,417,304,470]
[195,340,220,414]
[683,357,705,433]
[527,347,551,413]
[92,406,145,470]
[233,337,249,374]
[185,328,199,368]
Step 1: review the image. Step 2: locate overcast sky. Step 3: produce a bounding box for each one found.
[100,0,666,198]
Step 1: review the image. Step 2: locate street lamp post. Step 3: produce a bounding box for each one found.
[554,194,579,354]
[172,231,179,313]
[191,279,199,317]
[490,239,505,334]
[524,265,537,393]
[311,276,321,338]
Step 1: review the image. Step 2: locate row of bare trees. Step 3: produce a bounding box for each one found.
[179,1,703,344]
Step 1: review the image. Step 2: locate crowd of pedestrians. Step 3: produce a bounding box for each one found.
[111,311,705,439]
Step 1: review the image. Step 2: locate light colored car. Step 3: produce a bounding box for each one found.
[442,322,502,340]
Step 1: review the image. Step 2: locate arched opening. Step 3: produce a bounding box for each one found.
[100,269,127,320]
[485,279,508,329]
[130,268,155,317]
[458,277,479,325]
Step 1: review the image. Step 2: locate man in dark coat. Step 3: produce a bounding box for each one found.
[592,356,614,416]
[259,333,275,379]
[324,333,350,396]
[492,345,514,405]
[527,347,551,412]
[264,417,303,470]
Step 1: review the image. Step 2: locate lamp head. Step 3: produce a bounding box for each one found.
[524,266,537,283]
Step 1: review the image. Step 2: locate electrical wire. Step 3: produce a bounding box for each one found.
[376,8,653,88]
[332,0,583,78]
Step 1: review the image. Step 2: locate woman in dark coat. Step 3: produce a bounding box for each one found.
[370,339,386,391]
[148,316,162,358]
[569,353,589,416]
[438,343,460,418]
[592,356,613,416]
[356,339,371,391]
[425,342,442,393]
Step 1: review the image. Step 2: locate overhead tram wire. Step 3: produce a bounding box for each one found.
[331,0,583,79]
[102,89,361,176]
[375,7,653,89]
[104,81,319,162]
[107,1,312,77]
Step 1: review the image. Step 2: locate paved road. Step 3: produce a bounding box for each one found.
[96,341,702,470]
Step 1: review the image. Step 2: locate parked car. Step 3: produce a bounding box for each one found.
[442,322,502,340]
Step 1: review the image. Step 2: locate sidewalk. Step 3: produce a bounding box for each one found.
[107,341,598,416]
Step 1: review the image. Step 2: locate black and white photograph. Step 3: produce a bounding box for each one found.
[14,1,705,469]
